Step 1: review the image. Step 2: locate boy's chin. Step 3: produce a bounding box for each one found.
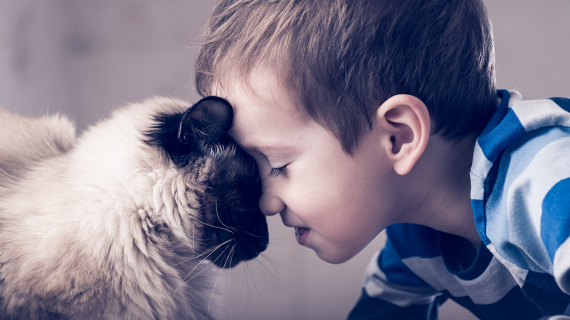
[314,247,358,264]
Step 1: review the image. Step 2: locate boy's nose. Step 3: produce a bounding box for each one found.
[259,191,285,216]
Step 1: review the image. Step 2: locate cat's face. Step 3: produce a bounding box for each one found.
[145,97,268,268]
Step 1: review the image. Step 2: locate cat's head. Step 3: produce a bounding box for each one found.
[144,96,268,268]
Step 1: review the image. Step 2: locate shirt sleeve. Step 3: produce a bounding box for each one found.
[497,130,570,294]
[510,97,570,294]
[347,237,443,320]
[542,176,570,294]
[476,96,570,298]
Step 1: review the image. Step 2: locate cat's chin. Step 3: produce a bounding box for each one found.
[203,229,269,269]
[202,243,260,269]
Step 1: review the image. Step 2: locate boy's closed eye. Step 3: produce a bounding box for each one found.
[269,165,288,177]
[241,144,296,178]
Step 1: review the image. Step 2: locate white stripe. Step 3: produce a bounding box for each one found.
[509,92,570,131]
[488,244,529,288]
[363,251,437,307]
[403,255,518,304]
[553,237,570,295]
[403,256,467,297]
[471,140,493,182]
[504,137,570,272]
[456,257,518,304]
[510,137,570,235]
[508,90,524,103]
[470,173,485,201]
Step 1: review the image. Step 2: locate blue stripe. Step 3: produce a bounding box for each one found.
[478,108,526,163]
[445,286,544,320]
[541,178,570,261]
[523,271,570,315]
[474,151,505,247]
[449,242,493,281]
[443,285,546,320]
[347,289,443,320]
[379,236,432,288]
[550,97,570,113]
[525,271,570,301]
[386,224,440,259]
[472,199,490,245]
[443,293,483,320]
[480,90,511,138]
[484,127,570,270]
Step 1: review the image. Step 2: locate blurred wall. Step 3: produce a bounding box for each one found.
[0,0,211,129]
[0,1,568,319]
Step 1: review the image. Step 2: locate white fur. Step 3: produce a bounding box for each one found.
[0,98,224,320]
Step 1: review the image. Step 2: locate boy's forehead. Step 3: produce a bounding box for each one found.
[214,68,308,122]
[213,69,312,152]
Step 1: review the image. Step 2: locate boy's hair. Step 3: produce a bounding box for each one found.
[196,0,496,154]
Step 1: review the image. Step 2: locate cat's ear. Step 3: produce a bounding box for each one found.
[178,96,233,146]
[144,96,234,167]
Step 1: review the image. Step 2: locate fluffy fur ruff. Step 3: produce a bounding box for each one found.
[0,97,266,320]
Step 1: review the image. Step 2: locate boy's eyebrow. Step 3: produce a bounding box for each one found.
[241,141,297,153]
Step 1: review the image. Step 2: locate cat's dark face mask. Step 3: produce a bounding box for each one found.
[145,96,268,268]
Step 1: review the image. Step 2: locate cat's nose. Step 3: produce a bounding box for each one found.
[238,224,268,260]
[259,236,268,251]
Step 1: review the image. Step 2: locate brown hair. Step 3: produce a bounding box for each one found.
[196,0,496,154]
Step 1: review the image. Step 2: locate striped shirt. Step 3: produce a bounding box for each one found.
[348,90,570,320]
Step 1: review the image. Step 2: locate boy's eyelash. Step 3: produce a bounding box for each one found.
[269,165,287,177]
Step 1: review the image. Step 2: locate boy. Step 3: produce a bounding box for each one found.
[195,0,570,319]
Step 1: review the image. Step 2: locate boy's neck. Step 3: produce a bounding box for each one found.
[399,133,481,249]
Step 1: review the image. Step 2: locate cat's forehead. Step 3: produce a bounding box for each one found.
[143,96,191,114]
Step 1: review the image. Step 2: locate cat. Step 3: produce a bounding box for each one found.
[0,96,269,320]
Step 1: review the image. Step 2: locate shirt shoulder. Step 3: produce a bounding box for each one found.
[472,90,570,274]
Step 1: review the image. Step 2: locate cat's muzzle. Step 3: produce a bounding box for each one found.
[203,212,269,269]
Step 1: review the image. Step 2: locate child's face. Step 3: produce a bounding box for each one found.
[219,69,402,264]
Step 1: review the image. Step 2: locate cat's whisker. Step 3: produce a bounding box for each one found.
[182,243,231,286]
[222,244,236,270]
[219,245,234,284]
[251,266,267,304]
[169,240,231,268]
[191,240,232,274]
[228,244,237,287]
[207,267,224,318]
[243,230,266,239]
[207,244,236,317]
[215,201,237,233]
[257,253,284,283]
[245,243,264,255]
[242,261,265,304]
[175,244,228,294]
[196,240,231,257]
[190,215,234,234]
[174,239,233,288]
[220,245,236,295]
[195,239,233,263]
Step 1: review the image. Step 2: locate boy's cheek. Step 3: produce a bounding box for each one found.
[320,217,382,260]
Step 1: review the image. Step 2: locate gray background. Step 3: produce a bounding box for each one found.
[0,1,568,319]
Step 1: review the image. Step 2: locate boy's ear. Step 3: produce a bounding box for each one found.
[376,94,430,175]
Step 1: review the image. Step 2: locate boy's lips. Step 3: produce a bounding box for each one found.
[295,227,310,245]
